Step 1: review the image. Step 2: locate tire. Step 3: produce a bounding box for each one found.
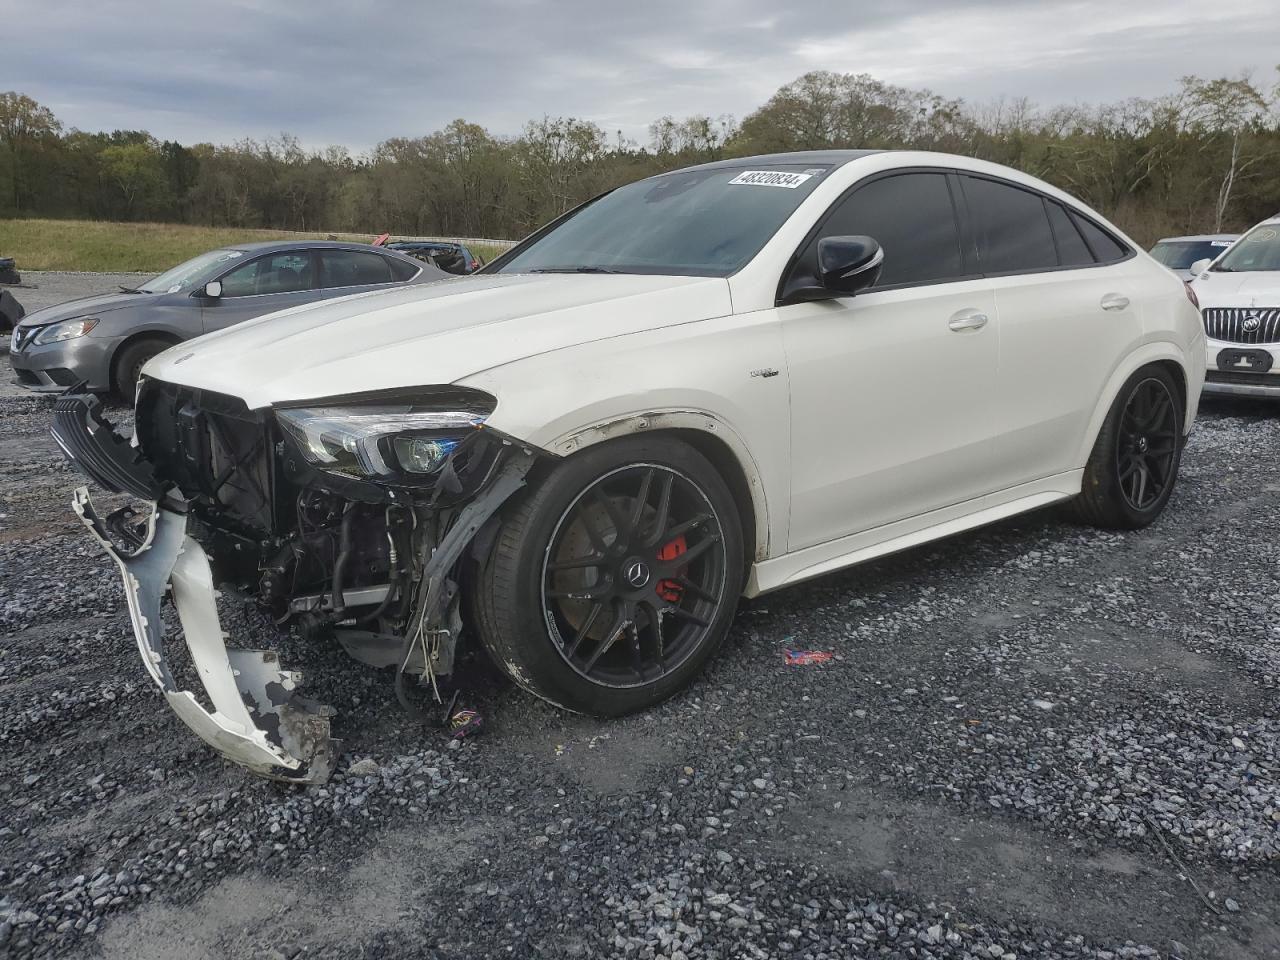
[112,338,171,403]
[472,435,745,716]
[1074,365,1184,530]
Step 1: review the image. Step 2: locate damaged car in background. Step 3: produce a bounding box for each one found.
[53,150,1204,783]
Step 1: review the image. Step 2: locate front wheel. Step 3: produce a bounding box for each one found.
[112,338,172,403]
[1074,365,1184,529]
[472,436,745,715]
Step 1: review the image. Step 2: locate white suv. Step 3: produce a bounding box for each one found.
[54,150,1204,782]
[1190,214,1280,398]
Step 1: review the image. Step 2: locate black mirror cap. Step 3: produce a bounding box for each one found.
[818,235,883,295]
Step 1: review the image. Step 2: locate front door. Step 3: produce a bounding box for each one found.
[780,170,1003,551]
[201,250,324,333]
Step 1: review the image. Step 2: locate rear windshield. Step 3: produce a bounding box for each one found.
[1149,239,1233,269]
[494,164,832,277]
[1212,225,1280,273]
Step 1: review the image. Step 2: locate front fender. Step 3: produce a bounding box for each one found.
[550,407,771,562]
[458,314,790,562]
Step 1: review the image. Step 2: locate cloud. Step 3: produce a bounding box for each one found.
[3,0,1275,151]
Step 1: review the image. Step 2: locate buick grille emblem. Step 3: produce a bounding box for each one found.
[1242,313,1262,333]
[625,561,651,588]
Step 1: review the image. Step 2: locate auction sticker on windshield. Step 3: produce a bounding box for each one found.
[728,170,813,189]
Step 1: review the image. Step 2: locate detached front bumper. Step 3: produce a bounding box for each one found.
[73,493,340,783]
[54,394,340,783]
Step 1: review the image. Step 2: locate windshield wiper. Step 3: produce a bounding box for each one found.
[118,286,146,294]
[528,266,625,274]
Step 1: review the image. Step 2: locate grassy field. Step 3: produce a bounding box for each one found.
[0,219,510,273]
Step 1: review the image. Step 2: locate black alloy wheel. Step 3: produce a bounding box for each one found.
[471,436,745,715]
[1074,363,1184,530]
[540,463,728,688]
[1115,377,1179,511]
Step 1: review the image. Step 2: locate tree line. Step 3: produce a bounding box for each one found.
[2,68,1278,246]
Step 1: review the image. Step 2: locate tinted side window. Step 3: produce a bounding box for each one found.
[319,250,395,288]
[219,252,314,298]
[1046,201,1094,267]
[962,176,1058,273]
[1071,213,1130,263]
[813,172,965,287]
[388,257,420,282]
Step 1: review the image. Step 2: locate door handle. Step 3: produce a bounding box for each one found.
[1101,293,1130,311]
[948,310,989,332]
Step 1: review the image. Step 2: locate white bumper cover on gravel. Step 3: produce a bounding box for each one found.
[73,487,340,783]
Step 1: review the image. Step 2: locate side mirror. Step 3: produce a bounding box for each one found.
[1188,258,1212,277]
[777,235,884,306]
[202,280,223,299]
[818,236,883,295]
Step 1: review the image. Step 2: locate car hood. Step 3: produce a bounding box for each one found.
[1191,271,1280,307]
[16,291,152,328]
[143,272,733,409]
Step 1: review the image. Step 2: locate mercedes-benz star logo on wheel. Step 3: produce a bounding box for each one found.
[1243,313,1262,333]
[625,561,651,588]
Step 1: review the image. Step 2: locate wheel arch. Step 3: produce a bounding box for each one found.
[547,412,771,563]
[1076,343,1193,466]
[109,329,184,395]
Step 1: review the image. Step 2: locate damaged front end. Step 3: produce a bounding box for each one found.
[51,381,540,783]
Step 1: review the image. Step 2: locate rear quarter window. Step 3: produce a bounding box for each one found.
[388,257,420,282]
[1071,213,1130,263]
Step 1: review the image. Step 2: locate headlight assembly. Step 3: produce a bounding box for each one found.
[33,317,99,345]
[276,398,493,483]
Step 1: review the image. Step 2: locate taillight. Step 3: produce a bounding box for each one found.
[1183,282,1199,309]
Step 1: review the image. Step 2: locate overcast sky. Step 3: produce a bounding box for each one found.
[7,0,1278,151]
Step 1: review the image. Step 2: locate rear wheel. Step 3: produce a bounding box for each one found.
[1074,365,1184,529]
[472,436,744,715]
[112,338,171,403]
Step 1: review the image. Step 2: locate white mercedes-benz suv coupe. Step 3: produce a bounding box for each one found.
[1189,213,1280,398]
[54,150,1204,782]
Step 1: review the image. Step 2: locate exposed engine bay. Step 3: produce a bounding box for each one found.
[52,379,543,783]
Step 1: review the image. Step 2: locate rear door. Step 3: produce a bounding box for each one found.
[780,170,1003,550]
[958,174,1142,484]
[201,250,324,332]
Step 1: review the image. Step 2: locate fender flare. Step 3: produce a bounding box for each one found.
[1076,341,1193,466]
[108,328,185,387]
[547,408,773,562]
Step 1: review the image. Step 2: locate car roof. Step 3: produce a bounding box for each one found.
[663,150,883,175]
[1154,234,1239,243]
[226,239,410,254]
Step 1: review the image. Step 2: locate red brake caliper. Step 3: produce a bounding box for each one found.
[655,535,687,603]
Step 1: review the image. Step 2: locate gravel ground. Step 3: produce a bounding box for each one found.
[1,274,1278,959]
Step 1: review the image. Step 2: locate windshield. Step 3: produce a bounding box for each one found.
[140,248,248,293]
[494,164,832,277]
[1150,239,1233,269]
[1213,224,1280,273]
